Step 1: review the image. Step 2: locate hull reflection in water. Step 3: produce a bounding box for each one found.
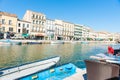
[0,56,60,80]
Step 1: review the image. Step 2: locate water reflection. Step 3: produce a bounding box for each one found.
[0,43,119,69]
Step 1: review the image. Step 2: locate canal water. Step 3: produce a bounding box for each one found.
[0,42,120,69]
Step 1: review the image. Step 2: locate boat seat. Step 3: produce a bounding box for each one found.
[85,60,119,80]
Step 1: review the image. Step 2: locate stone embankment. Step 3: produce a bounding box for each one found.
[9,40,116,44]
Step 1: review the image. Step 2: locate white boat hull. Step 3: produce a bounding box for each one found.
[51,41,64,44]
[0,56,60,80]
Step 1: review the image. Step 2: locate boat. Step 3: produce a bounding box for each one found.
[51,40,64,44]
[0,42,11,45]
[81,41,89,44]
[18,63,86,80]
[27,42,42,44]
[0,56,60,80]
[0,39,22,45]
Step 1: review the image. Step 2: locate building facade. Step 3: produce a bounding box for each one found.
[17,19,31,37]
[0,11,17,38]
[74,24,82,40]
[23,10,46,40]
[62,21,74,40]
[54,19,63,40]
[54,19,74,40]
[81,26,90,41]
[46,19,55,40]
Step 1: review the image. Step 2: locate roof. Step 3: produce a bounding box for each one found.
[17,19,31,23]
[0,11,17,18]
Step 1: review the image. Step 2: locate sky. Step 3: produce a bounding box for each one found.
[0,0,120,33]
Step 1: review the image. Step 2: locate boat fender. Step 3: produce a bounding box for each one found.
[31,74,38,79]
[50,69,55,73]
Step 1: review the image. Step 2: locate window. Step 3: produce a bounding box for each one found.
[39,21,41,24]
[23,24,25,28]
[36,20,38,24]
[32,26,34,31]
[36,15,38,19]
[22,28,27,34]
[32,14,35,18]
[37,27,39,32]
[1,27,5,31]
[27,24,29,28]
[42,16,44,19]
[33,20,35,24]
[9,20,12,25]
[9,27,13,32]
[18,29,21,33]
[42,22,44,25]
[2,19,5,24]
[39,16,41,19]
[18,23,21,27]
[27,30,29,33]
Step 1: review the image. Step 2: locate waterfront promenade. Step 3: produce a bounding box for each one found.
[0,39,116,44]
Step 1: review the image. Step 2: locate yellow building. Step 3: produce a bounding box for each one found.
[0,11,17,33]
[62,21,74,40]
[23,10,46,40]
[54,19,74,40]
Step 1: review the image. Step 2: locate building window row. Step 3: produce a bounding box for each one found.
[9,27,13,32]
[32,26,45,32]
[33,20,44,25]
[0,19,12,25]
[32,14,45,20]
[18,29,29,33]
[18,23,29,28]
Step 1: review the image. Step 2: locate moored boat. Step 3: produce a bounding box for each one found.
[18,63,86,80]
[0,42,11,45]
[0,39,22,45]
[0,56,60,80]
[51,40,64,44]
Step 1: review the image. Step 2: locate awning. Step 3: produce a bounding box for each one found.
[22,34,30,37]
[35,33,46,36]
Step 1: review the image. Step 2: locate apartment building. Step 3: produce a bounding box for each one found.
[0,11,17,38]
[46,19,55,40]
[17,19,31,37]
[54,19,74,40]
[23,10,46,40]
[81,26,90,41]
[54,19,63,40]
[114,33,120,41]
[95,31,108,41]
[62,21,74,40]
[74,24,82,40]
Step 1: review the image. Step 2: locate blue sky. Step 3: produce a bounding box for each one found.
[0,0,120,33]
